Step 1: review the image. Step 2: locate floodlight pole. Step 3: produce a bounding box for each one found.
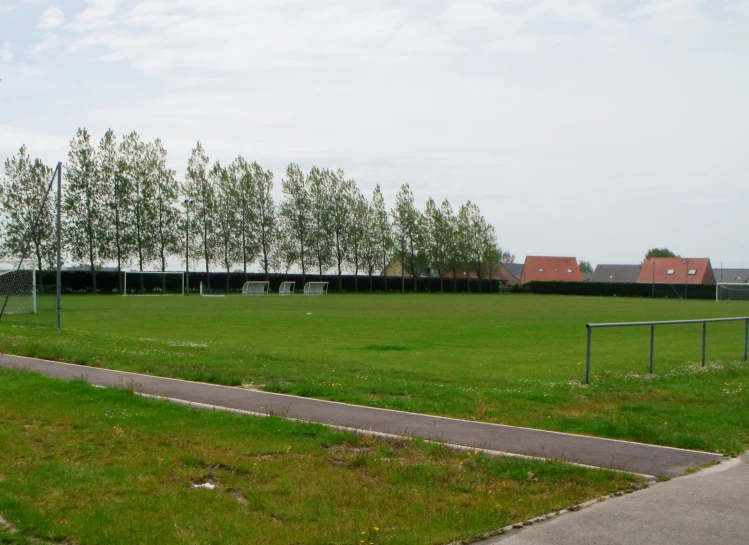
[56,162,62,330]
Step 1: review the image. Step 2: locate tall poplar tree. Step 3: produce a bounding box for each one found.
[213,161,239,289]
[392,183,425,292]
[0,146,56,280]
[64,128,110,292]
[184,142,216,286]
[150,139,181,276]
[250,162,276,278]
[230,157,258,279]
[278,163,311,283]
[424,197,455,292]
[370,185,392,290]
[307,167,334,278]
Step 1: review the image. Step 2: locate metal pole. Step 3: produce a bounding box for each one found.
[701,321,707,367]
[585,326,592,384]
[185,209,189,294]
[56,162,62,330]
[744,319,748,362]
[649,324,655,374]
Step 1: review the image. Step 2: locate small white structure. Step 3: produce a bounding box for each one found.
[200,282,225,297]
[303,282,328,296]
[123,270,185,296]
[242,281,270,296]
[716,283,749,302]
[279,281,295,296]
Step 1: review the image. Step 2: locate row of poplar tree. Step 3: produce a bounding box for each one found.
[0,128,508,292]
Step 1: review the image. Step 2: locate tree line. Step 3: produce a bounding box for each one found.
[0,128,509,293]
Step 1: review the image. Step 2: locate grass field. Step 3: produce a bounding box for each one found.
[2,293,749,453]
[0,369,640,545]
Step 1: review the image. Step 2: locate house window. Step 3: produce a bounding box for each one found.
[554,268,559,272]
[567,269,572,273]
[538,268,544,273]
[667,269,675,275]
[688,269,697,275]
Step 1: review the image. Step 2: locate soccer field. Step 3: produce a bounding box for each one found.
[3,293,749,453]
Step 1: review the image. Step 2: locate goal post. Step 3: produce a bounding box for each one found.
[303,282,328,296]
[716,283,749,302]
[123,271,185,296]
[242,281,270,296]
[0,260,37,316]
[279,281,295,296]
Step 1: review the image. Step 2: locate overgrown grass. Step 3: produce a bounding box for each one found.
[2,294,749,453]
[0,369,640,545]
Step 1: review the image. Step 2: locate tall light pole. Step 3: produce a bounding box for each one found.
[183,199,194,294]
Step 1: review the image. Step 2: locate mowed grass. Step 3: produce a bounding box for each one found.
[2,293,749,453]
[0,369,641,545]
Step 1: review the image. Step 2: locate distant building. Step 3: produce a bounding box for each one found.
[590,264,642,283]
[500,263,523,285]
[520,256,583,283]
[637,258,716,285]
[714,269,749,284]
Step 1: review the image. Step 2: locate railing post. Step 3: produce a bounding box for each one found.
[585,326,592,385]
[744,319,748,362]
[702,321,707,367]
[649,324,655,375]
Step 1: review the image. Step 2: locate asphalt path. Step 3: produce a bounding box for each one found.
[0,354,724,477]
[480,453,749,545]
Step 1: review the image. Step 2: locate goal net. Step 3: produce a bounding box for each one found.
[0,259,37,317]
[279,281,295,296]
[716,283,749,302]
[200,282,226,297]
[123,271,185,296]
[242,281,270,296]
[303,282,328,296]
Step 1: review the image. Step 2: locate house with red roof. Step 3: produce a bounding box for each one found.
[520,256,583,284]
[636,258,716,285]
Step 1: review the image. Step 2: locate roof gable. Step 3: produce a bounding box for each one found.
[636,258,715,285]
[521,256,583,283]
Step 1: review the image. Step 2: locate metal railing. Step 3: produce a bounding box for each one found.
[584,317,749,384]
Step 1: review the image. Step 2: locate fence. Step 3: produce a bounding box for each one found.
[584,317,749,384]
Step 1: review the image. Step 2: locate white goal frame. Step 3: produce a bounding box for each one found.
[279,281,295,296]
[716,283,749,302]
[0,260,37,315]
[123,271,185,296]
[242,281,270,296]
[303,282,328,296]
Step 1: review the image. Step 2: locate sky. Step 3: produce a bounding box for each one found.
[1,0,748,268]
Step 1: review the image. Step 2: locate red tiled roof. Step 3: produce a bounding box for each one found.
[520,256,583,283]
[636,258,715,285]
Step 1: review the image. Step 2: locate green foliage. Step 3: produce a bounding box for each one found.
[579,260,593,274]
[0,145,56,272]
[0,369,636,545]
[645,248,679,261]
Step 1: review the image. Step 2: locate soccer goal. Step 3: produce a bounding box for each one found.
[242,281,270,296]
[123,271,185,296]
[303,282,328,296]
[200,282,226,297]
[716,283,749,302]
[0,260,37,317]
[279,281,295,296]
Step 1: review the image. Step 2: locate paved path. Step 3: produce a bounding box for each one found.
[479,453,749,545]
[0,354,724,477]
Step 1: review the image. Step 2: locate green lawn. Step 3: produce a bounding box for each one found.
[2,293,749,453]
[0,369,640,545]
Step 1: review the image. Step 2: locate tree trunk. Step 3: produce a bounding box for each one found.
[369,273,373,292]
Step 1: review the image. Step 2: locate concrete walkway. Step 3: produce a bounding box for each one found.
[0,354,723,477]
[479,453,749,545]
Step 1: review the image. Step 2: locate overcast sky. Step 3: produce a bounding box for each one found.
[1,0,748,267]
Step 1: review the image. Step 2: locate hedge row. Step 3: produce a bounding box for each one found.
[524,281,716,299]
[36,270,504,294]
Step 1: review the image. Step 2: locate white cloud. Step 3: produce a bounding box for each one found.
[0,41,13,64]
[37,6,64,29]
